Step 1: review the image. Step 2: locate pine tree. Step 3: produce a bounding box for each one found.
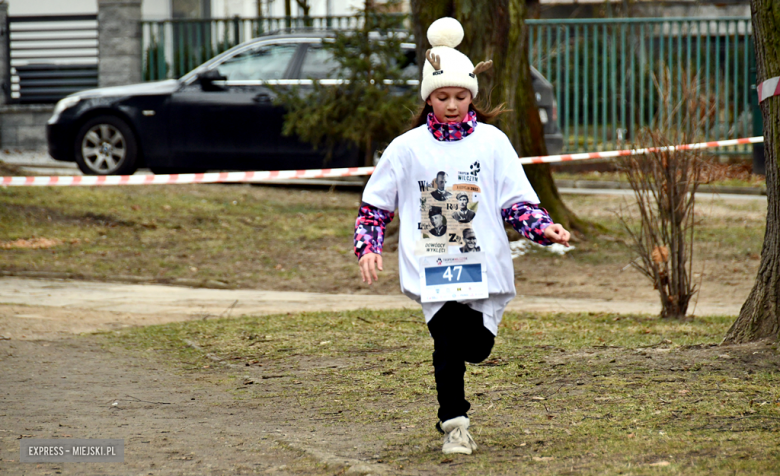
[273,1,417,166]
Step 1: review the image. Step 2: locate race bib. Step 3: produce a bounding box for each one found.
[419,252,488,303]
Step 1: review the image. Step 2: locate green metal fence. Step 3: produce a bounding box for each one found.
[528,17,755,154]
[142,16,757,154]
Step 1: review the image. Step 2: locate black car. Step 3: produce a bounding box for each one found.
[47,32,563,176]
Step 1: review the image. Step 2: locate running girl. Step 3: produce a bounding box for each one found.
[353,17,571,455]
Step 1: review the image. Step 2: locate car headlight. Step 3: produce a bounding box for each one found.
[49,96,81,123]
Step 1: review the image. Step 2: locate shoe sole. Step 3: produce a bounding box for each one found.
[442,447,473,455]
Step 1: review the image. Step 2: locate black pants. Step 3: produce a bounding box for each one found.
[427,301,495,423]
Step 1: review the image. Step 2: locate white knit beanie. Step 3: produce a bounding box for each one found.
[420,17,492,101]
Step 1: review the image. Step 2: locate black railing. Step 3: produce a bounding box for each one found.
[7,14,99,104]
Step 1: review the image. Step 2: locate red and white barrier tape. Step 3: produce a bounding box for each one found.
[0,136,764,187]
[758,76,780,103]
[518,136,763,165]
[0,166,376,187]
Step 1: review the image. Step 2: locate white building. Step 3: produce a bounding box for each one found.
[7,0,401,20]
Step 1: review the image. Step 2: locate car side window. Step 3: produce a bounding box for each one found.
[299,45,418,80]
[216,43,298,81]
[299,46,338,80]
[399,49,418,80]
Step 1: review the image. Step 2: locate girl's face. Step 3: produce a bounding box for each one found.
[426,87,472,123]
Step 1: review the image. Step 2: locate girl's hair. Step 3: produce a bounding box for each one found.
[408,100,507,130]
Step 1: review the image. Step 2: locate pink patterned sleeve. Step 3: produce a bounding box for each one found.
[501,201,554,246]
[354,202,396,260]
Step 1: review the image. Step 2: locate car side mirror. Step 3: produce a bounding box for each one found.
[198,69,227,91]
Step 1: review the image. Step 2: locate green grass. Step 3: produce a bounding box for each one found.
[106,309,780,475]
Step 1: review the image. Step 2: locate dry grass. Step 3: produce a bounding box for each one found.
[553,157,767,189]
[0,184,766,305]
[106,309,780,475]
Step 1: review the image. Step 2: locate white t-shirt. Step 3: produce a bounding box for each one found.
[362,122,541,335]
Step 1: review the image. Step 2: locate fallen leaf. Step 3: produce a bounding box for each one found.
[1,238,62,249]
[533,456,554,462]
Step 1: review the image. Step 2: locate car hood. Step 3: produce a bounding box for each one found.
[74,79,181,99]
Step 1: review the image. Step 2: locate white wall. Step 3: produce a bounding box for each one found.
[7,0,98,15]
[260,0,384,18]
[142,0,171,20]
[212,0,256,17]
[7,0,406,20]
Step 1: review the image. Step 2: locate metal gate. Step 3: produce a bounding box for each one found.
[7,14,99,104]
[528,17,756,154]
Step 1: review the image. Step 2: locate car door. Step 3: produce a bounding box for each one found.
[168,41,300,170]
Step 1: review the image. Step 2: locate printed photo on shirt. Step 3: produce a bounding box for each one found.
[417,177,482,255]
[427,206,447,237]
[430,171,452,201]
[459,228,481,253]
[451,192,476,223]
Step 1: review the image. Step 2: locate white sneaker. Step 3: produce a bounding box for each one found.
[441,416,478,455]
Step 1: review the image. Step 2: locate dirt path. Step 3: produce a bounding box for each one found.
[0,335,405,476]
[0,277,745,341]
[0,277,753,475]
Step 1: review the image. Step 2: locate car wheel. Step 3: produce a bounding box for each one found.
[74,116,139,175]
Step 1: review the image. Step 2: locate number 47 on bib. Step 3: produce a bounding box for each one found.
[419,252,488,303]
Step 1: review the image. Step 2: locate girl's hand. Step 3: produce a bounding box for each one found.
[543,224,571,247]
[359,252,383,285]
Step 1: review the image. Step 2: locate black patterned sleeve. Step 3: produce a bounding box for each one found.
[354,202,396,260]
[501,201,554,246]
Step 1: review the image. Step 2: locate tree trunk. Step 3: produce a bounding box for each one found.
[410,0,592,234]
[723,0,780,343]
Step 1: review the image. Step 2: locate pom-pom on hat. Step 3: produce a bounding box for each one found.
[420,17,493,101]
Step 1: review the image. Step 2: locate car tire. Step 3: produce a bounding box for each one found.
[74,115,139,175]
